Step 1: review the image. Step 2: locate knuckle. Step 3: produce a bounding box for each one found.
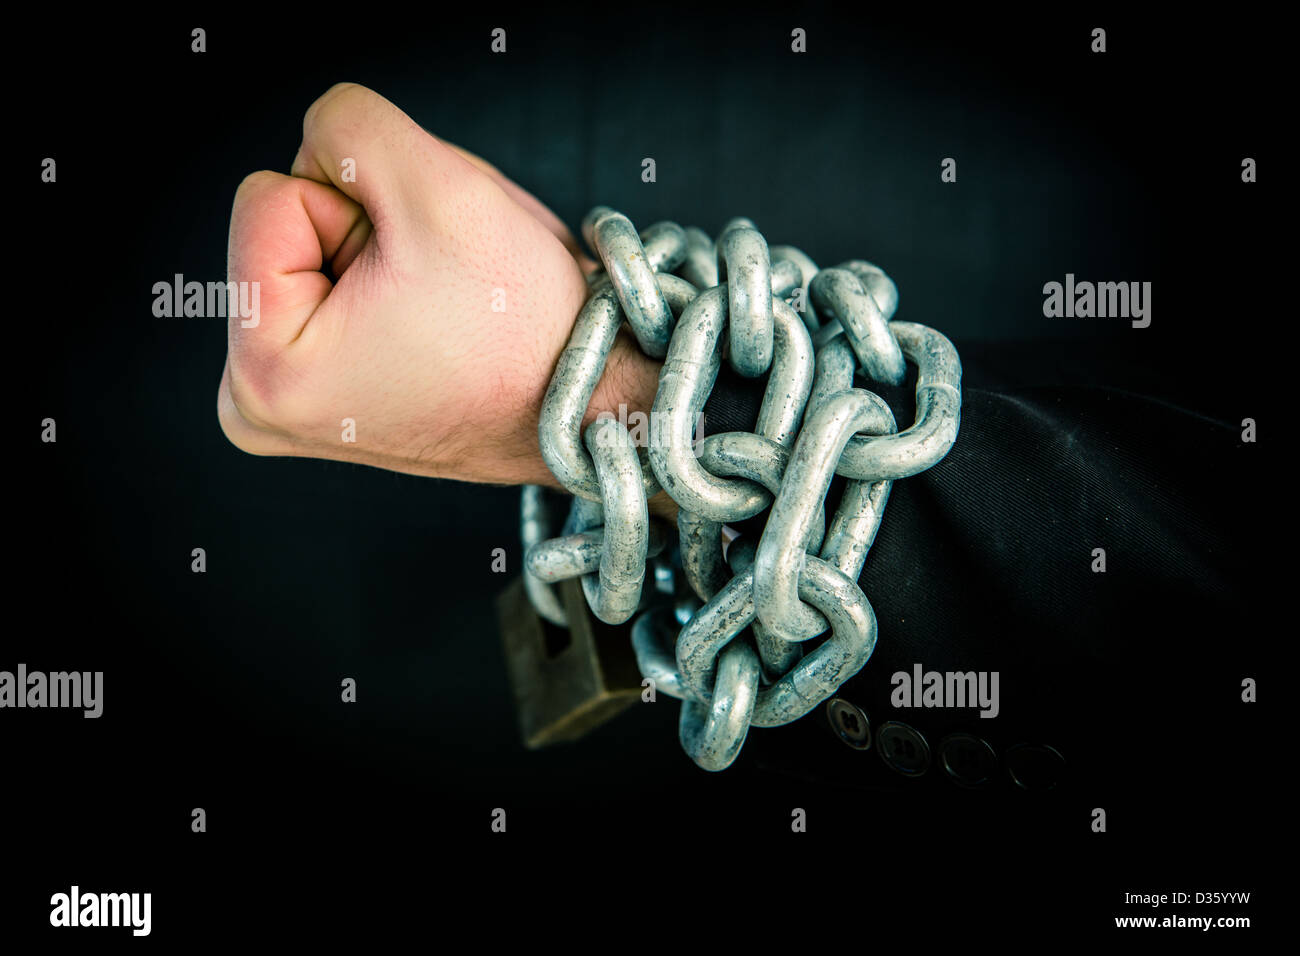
[224,349,317,437]
[217,372,278,455]
[234,169,284,202]
[217,399,273,456]
[223,357,279,434]
[301,82,372,139]
[229,171,298,254]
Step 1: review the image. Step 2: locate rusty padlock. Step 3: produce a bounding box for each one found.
[496,574,645,748]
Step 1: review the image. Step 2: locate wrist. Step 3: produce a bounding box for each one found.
[583,330,661,434]
[513,325,678,520]
[585,335,678,520]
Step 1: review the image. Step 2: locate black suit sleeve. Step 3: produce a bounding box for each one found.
[698,340,1256,801]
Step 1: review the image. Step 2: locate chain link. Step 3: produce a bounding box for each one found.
[521,207,961,769]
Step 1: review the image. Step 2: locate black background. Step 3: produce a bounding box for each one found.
[8,6,1279,942]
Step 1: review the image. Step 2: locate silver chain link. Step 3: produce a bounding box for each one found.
[521,207,962,770]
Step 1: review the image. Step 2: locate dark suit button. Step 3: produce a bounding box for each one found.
[939,733,998,788]
[825,698,871,750]
[1005,743,1065,791]
[876,721,930,776]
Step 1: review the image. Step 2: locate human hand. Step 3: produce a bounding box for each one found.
[217,83,658,488]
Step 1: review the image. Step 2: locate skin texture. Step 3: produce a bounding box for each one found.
[218,82,666,508]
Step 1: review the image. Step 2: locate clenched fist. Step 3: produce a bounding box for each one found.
[218,83,659,487]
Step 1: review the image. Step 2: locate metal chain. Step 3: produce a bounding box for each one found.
[520,207,962,770]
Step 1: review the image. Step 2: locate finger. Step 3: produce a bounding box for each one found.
[227,169,369,350]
